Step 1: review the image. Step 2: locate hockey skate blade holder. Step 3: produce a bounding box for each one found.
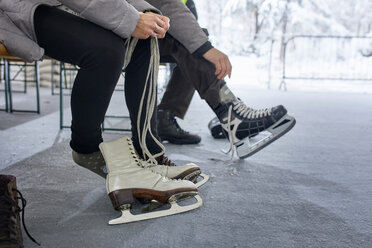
[236,114,296,159]
[109,191,203,225]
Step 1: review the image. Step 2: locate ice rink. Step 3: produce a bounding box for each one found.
[1,86,372,247]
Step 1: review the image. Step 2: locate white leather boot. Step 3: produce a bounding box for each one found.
[99,137,202,224]
[107,137,208,187]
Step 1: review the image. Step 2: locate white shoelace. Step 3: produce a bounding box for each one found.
[223,101,272,158]
[222,105,235,158]
[233,101,271,119]
[125,138,183,183]
[124,37,165,165]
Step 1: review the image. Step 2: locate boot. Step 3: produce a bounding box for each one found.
[0,175,39,248]
[214,84,296,158]
[72,137,202,182]
[124,137,202,182]
[99,137,198,210]
[109,137,209,188]
[157,109,201,144]
[99,137,202,224]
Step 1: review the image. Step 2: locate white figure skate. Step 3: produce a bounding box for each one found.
[217,85,296,158]
[99,137,203,224]
[110,136,209,187]
[72,136,209,187]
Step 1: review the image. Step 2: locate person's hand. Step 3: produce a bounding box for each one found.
[131,12,170,39]
[202,48,232,79]
[147,12,170,33]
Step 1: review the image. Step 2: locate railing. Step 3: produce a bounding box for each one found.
[280,35,372,90]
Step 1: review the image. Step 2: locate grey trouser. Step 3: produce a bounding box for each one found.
[157,34,223,119]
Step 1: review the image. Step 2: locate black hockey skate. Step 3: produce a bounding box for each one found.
[215,85,296,158]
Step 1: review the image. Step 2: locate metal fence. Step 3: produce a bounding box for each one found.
[279,35,372,90]
[0,60,41,113]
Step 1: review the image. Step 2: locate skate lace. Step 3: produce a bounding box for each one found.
[233,100,271,119]
[222,102,272,158]
[222,105,236,159]
[124,37,165,165]
[0,189,40,246]
[125,138,183,183]
[126,137,148,169]
[126,138,176,180]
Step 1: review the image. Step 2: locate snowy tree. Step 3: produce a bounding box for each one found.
[224,0,267,39]
[196,0,372,55]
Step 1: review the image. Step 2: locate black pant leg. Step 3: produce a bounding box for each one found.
[158,34,223,111]
[158,65,195,119]
[34,5,126,153]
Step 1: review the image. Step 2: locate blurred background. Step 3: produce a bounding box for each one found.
[196,0,372,93]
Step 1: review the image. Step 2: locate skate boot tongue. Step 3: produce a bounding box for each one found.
[219,84,237,104]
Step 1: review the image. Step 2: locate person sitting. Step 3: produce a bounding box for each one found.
[1,0,204,234]
[147,0,296,158]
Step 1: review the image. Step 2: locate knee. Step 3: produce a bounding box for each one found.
[159,35,190,64]
[97,36,126,69]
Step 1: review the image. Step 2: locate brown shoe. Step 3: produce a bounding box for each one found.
[0,175,40,247]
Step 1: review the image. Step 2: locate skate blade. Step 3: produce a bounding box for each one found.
[142,200,164,212]
[195,173,210,188]
[182,170,209,188]
[108,194,203,225]
[183,170,201,183]
[236,114,296,159]
[142,190,200,212]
